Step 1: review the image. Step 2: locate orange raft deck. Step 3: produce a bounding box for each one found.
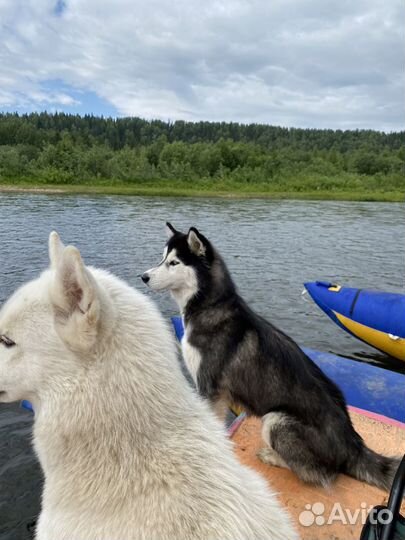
[231,412,405,540]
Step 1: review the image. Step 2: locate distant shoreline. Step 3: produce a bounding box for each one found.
[0,182,403,202]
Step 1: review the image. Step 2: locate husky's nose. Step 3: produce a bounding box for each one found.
[141,273,150,284]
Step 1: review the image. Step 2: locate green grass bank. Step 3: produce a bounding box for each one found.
[0,177,404,202]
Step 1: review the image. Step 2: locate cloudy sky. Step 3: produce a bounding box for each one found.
[0,0,403,131]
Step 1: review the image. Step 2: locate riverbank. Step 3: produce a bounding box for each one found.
[0,181,404,201]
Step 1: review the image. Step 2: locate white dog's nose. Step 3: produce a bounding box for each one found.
[141,273,150,284]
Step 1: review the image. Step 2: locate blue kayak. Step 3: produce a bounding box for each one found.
[305,281,405,361]
[172,316,405,424]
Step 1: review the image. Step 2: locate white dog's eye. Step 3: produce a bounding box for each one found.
[169,260,180,267]
[0,335,15,348]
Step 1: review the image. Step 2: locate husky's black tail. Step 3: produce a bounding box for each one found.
[346,444,401,491]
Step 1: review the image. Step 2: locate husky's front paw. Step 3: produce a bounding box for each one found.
[257,447,288,469]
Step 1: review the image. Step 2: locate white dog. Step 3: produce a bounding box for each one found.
[0,233,297,540]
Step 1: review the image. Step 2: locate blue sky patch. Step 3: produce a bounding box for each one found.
[0,80,119,118]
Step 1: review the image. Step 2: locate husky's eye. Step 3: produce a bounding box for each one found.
[0,335,15,348]
[169,260,180,267]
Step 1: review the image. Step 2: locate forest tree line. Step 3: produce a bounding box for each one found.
[0,112,403,189]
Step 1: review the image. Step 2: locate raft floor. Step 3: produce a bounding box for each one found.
[232,411,405,540]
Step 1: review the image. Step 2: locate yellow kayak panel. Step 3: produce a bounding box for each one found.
[334,311,405,361]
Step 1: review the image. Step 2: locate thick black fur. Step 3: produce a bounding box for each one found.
[166,223,400,489]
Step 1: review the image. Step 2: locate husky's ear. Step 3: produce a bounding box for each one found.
[166,222,178,239]
[187,227,207,257]
[49,231,65,269]
[51,245,100,352]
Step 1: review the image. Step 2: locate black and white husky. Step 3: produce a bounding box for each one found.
[142,223,400,490]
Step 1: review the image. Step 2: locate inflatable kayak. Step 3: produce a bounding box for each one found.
[171,316,405,424]
[305,281,405,361]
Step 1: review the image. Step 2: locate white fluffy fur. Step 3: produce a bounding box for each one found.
[0,233,298,540]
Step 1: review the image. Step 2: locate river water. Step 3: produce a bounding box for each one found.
[0,194,404,539]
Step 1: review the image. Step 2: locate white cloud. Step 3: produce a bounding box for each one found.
[0,0,403,130]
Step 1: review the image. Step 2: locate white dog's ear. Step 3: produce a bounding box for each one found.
[187,228,206,256]
[166,222,178,239]
[49,231,65,269]
[51,245,100,352]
